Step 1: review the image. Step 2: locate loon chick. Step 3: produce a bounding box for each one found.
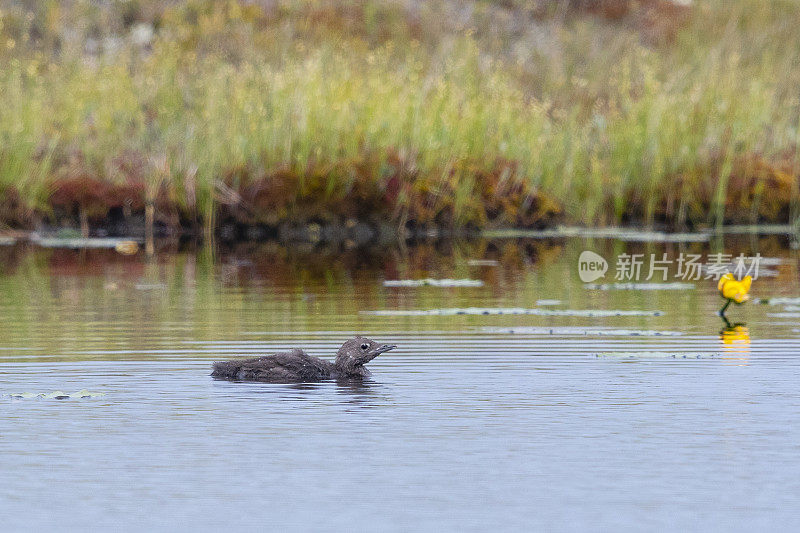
[211,336,396,383]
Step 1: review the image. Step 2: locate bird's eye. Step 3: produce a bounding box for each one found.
[360,343,369,350]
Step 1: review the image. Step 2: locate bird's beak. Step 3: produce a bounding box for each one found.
[372,344,396,355]
[363,344,396,362]
[357,344,394,365]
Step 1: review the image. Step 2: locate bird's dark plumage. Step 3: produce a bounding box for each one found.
[212,349,333,382]
[211,336,396,383]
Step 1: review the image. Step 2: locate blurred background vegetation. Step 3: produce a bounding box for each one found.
[0,0,799,234]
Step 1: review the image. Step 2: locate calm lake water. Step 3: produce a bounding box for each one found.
[1,235,799,531]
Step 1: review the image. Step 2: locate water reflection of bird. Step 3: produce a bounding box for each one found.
[717,273,752,317]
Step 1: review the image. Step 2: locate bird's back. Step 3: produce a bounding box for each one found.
[211,349,334,382]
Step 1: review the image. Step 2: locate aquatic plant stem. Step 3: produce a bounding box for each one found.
[719,299,732,317]
[145,200,154,257]
[79,207,89,239]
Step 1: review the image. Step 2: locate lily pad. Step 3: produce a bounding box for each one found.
[135,283,167,291]
[753,257,785,266]
[482,326,682,336]
[481,227,712,242]
[362,307,663,317]
[758,297,800,306]
[31,235,143,249]
[8,390,105,400]
[585,282,695,291]
[383,279,484,287]
[9,392,39,399]
[595,352,722,359]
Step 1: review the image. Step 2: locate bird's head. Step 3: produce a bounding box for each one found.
[335,336,396,372]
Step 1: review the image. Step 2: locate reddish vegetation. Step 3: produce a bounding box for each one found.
[49,153,145,224]
[658,153,800,226]
[543,0,693,43]
[2,145,797,237]
[469,159,562,228]
[721,155,798,223]
[217,152,562,232]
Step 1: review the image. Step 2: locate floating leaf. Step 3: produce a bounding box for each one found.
[383,279,484,287]
[585,282,695,290]
[758,297,800,306]
[8,390,105,400]
[31,236,143,250]
[362,307,663,317]
[595,352,722,359]
[483,327,682,336]
[467,259,500,267]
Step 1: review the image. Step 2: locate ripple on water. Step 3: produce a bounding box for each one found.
[1,241,800,530]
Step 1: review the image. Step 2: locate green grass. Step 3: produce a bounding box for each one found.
[0,0,799,231]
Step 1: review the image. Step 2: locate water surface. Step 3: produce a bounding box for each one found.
[1,237,799,531]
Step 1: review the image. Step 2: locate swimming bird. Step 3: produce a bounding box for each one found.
[211,336,396,383]
[717,273,752,317]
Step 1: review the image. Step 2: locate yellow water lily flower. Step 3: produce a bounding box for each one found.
[717,273,752,316]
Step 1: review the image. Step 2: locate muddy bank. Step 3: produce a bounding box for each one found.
[2,146,799,242]
[14,214,483,247]
[0,155,562,245]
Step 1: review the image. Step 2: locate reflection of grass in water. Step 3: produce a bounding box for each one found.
[0,1,799,228]
[0,237,797,361]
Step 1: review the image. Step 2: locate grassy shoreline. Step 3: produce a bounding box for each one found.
[1,0,799,235]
